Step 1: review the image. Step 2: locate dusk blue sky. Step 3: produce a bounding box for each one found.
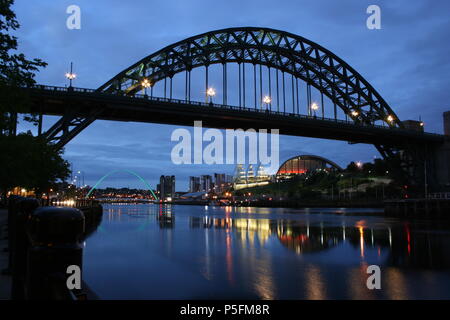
[12,0,450,190]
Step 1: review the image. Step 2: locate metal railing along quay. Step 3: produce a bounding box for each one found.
[42,198,99,209]
[427,192,450,200]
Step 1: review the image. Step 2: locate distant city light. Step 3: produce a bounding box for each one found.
[356,161,363,168]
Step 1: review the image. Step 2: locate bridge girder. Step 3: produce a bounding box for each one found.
[43,105,101,150]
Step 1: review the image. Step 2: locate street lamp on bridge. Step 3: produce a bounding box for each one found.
[206,87,216,103]
[141,78,152,96]
[263,95,271,109]
[387,114,395,124]
[311,102,319,117]
[65,62,76,88]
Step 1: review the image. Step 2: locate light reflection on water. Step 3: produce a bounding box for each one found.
[83,204,450,300]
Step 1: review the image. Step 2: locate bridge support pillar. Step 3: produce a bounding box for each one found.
[419,111,450,193]
[432,141,450,191]
[394,111,450,195]
[432,112,450,191]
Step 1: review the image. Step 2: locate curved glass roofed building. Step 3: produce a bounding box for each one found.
[276,155,342,179]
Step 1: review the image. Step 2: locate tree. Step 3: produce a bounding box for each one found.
[362,162,375,175]
[345,161,359,173]
[0,0,47,134]
[373,158,389,176]
[0,1,70,202]
[0,133,71,198]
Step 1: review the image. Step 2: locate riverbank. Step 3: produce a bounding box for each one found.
[0,209,11,300]
[234,199,384,209]
[171,199,384,209]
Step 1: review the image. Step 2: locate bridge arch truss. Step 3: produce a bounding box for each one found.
[99,27,401,129]
[37,27,439,188]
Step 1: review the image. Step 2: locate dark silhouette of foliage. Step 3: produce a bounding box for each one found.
[0,1,70,202]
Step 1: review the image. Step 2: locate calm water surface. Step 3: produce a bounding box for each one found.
[83,204,450,299]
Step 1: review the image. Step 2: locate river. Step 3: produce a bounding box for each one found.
[83,203,450,299]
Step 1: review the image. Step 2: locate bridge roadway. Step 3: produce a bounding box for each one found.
[28,85,445,146]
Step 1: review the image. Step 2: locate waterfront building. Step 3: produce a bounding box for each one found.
[189,176,201,193]
[276,155,342,180]
[255,164,269,182]
[200,175,213,193]
[158,175,175,200]
[234,164,247,184]
[247,164,256,183]
[233,163,270,190]
[214,173,229,193]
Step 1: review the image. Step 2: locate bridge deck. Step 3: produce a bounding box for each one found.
[28,85,445,146]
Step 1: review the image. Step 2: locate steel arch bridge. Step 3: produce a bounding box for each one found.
[100,27,399,127]
[27,27,447,188]
[95,27,403,159]
[85,169,158,200]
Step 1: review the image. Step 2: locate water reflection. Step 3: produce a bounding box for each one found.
[305,265,326,300]
[188,215,450,271]
[84,204,450,300]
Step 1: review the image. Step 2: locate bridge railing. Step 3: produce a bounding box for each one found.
[428,193,450,200]
[33,84,96,94]
[41,197,100,208]
[31,84,443,136]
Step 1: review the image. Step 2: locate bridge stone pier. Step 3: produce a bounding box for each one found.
[433,111,450,191]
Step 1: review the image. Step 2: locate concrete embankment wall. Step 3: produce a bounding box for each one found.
[1,199,103,300]
[0,209,11,300]
[384,199,450,219]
